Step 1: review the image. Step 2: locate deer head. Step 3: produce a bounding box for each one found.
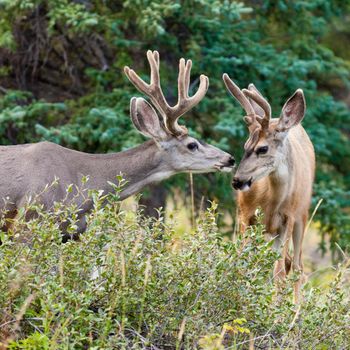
[124,51,235,173]
[223,74,306,190]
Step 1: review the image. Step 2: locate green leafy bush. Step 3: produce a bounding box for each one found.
[0,189,349,349]
[0,0,349,252]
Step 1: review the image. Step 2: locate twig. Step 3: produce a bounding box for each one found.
[189,172,195,228]
[304,198,323,235]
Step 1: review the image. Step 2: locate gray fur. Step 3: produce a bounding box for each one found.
[0,135,233,235]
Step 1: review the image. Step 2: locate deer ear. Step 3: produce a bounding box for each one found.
[277,89,306,132]
[130,97,168,140]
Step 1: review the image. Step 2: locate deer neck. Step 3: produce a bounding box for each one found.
[82,140,174,200]
[267,140,292,200]
[119,140,175,199]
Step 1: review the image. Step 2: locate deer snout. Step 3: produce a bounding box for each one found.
[232,177,252,191]
[227,156,235,167]
[217,155,235,172]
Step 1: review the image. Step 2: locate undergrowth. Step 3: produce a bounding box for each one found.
[0,188,349,349]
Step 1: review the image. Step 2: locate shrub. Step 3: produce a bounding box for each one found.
[0,188,349,349]
[0,0,349,252]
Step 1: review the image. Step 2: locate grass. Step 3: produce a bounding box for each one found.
[0,186,349,349]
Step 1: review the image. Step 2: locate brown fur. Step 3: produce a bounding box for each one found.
[223,74,315,303]
[237,123,315,303]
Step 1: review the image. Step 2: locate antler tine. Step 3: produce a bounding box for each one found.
[124,66,149,94]
[184,59,191,97]
[153,50,159,66]
[223,73,255,116]
[248,83,263,97]
[163,58,209,136]
[177,58,192,99]
[125,50,171,117]
[177,58,209,104]
[242,88,271,129]
[178,58,188,100]
[188,73,209,104]
[124,50,208,137]
[148,50,160,85]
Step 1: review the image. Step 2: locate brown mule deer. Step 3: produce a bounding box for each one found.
[223,74,315,302]
[0,51,235,237]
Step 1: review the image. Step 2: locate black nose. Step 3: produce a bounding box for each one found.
[227,157,235,166]
[232,177,252,190]
[232,177,243,190]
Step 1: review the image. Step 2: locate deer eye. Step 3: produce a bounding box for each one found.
[187,142,199,151]
[256,146,268,155]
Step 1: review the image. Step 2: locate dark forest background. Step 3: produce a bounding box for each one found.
[0,0,349,254]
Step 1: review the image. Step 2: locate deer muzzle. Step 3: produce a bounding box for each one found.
[232,177,252,191]
[216,155,235,172]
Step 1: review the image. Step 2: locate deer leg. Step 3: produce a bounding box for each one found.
[1,209,18,233]
[61,214,87,243]
[292,219,307,304]
[0,205,18,244]
[272,217,294,286]
[284,251,292,275]
[240,216,257,234]
[238,205,256,233]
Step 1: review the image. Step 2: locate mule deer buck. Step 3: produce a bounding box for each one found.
[0,51,235,237]
[223,74,315,302]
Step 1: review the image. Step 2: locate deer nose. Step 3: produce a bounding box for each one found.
[232,177,243,190]
[232,177,252,190]
[227,157,235,166]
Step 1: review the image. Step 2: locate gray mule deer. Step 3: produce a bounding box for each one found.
[223,74,315,302]
[0,51,234,236]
